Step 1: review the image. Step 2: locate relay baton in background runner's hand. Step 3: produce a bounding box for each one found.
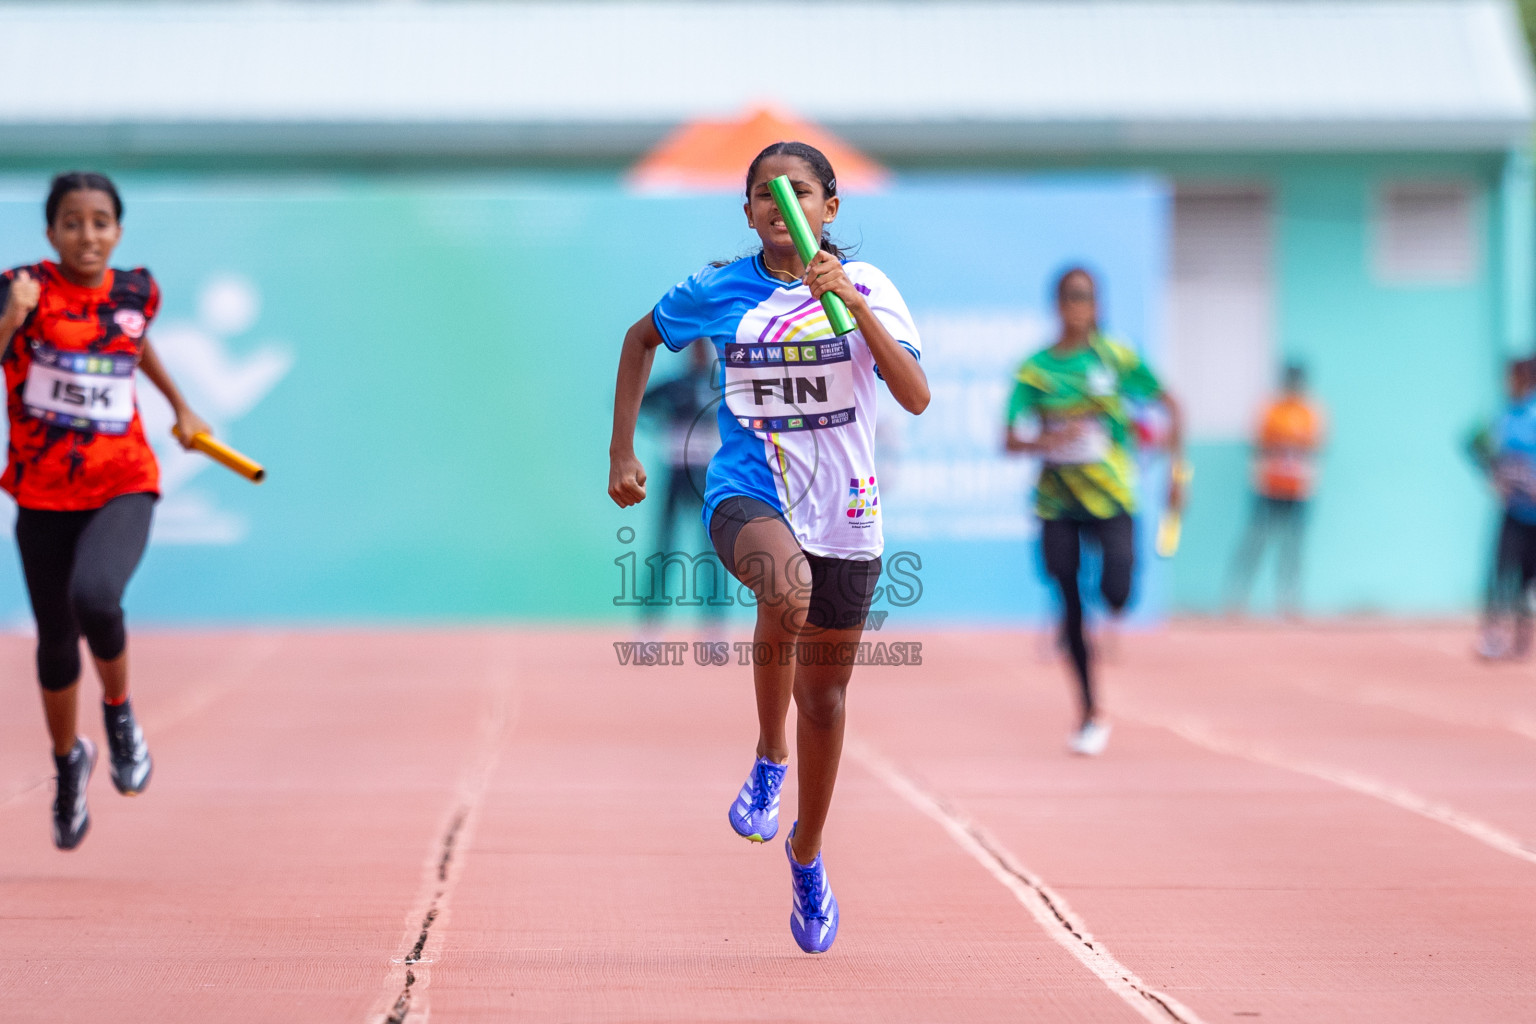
[1155,460,1193,558]
[767,175,856,337]
[173,428,266,483]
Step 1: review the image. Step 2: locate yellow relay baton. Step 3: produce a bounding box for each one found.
[1155,460,1192,559]
[173,428,266,484]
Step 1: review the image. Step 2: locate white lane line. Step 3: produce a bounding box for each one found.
[1133,713,1536,867]
[1287,676,1536,746]
[849,738,1209,1024]
[1257,636,1536,744]
[372,638,519,1024]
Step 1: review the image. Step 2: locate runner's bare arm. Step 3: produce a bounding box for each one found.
[803,253,929,415]
[139,340,211,451]
[609,312,665,508]
[0,270,40,356]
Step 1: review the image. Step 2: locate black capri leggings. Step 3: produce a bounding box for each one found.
[15,491,155,691]
[1487,512,1536,620]
[1040,513,1135,722]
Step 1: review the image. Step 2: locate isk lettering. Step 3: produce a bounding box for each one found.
[51,380,114,409]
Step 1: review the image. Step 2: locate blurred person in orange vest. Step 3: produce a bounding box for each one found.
[1226,363,1325,616]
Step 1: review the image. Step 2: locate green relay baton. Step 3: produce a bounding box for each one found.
[767,174,857,336]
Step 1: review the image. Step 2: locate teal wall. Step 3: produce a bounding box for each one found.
[1168,154,1518,615]
[0,147,1525,623]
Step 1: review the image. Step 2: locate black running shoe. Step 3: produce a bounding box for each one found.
[104,699,153,796]
[52,737,96,851]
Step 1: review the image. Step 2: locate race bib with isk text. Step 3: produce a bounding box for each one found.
[722,338,856,434]
[22,343,137,435]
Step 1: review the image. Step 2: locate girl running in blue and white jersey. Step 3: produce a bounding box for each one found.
[608,141,929,954]
[1472,357,1536,659]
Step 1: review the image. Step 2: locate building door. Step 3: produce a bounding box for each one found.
[1165,186,1275,441]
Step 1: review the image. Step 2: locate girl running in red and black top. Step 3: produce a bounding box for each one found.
[1,172,211,850]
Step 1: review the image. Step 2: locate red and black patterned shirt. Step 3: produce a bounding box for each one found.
[1,261,161,510]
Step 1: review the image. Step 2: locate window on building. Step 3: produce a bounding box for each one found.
[1166,186,1275,442]
[1374,181,1477,285]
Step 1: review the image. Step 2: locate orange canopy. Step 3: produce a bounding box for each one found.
[627,104,889,193]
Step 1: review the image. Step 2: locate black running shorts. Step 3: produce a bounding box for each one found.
[707,494,882,631]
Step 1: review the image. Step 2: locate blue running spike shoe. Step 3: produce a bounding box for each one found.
[728,756,787,842]
[786,825,839,954]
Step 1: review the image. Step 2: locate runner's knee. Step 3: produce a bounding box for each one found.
[793,677,847,730]
[1101,572,1132,612]
[70,576,126,661]
[36,635,81,691]
[1098,517,1136,612]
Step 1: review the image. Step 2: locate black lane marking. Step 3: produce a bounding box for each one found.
[405,906,439,965]
[383,970,415,1024]
[437,809,466,883]
[382,807,469,1022]
[856,741,1206,1024]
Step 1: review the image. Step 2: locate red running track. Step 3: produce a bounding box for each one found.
[1,624,1534,1023]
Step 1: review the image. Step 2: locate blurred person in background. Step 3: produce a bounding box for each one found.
[1,172,212,850]
[1226,363,1325,618]
[1468,356,1536,660]
[639,338,723,631]
[1004,267,1184,757]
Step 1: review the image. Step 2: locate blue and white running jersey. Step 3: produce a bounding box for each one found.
[1496,395,1536,524]
[652,254,921,558]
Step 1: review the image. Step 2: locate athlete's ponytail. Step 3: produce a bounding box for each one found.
[46,172,123,226]
[745,141,850,261]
